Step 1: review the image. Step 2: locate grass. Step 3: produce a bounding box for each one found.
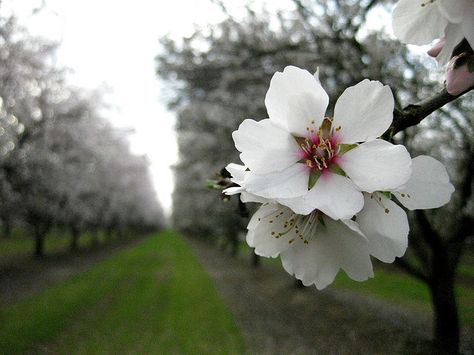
[0,230,245,354]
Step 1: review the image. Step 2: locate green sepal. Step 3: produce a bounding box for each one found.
[207,180,220,189]
[329,163,346,177]
[308,170,321,190]
[381,191,392,200]
[338,143,357,154]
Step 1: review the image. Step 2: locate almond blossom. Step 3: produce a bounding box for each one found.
[392,0,474,64]
[232,66,412,220]
[246,202,373,290]
[356,155,455,263]
[229,155,454,289]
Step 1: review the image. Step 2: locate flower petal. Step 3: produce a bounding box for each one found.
[265,66,328,136]
[244,163,309,199]
[437,23,465,65]
[280,216,373,290]
[232,119,300,174]
[339,139,412,192]
[437,0,465,23]
[392,0,447,45]
[223,186,243,195]
[357,193,409,263]
[240,191,270,204]
[332,80,394,144]
[247,204,297,257]
[225,163,246,184]
[278,172,364,219]
[461,2,474,51]
[394,155,455,210]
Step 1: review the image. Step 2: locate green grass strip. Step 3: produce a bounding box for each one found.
[0,231,245,354]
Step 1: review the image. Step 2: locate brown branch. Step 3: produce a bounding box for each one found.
[389,86,474,136]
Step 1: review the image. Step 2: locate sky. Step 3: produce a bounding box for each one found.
[2,0,236,216]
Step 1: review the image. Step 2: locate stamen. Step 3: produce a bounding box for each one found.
[421,0,435,7]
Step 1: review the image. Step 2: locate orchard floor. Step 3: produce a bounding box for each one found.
[0,236,146,305]
[188,237,474,355]
[0,237,474,355]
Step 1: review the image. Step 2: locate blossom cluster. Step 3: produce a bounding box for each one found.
[392,0,474,95]
[225,66,454,290]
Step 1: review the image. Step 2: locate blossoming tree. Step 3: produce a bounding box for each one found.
[0,11,166,256]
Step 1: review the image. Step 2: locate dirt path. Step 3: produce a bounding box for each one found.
[0,236,146,305]
[188,238,473,355]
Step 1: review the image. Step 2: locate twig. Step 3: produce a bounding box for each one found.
[389,86,473,136]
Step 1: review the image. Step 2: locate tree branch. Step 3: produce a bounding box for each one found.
[389,86,474,136]
[394,258,429,283]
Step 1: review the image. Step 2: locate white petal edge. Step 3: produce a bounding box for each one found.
[280,216,373,290]
[339,139,412,193]
[357,193,409,263]
[394,155,455,210]
[225,163,246,184]
[437,23,465,65]
[461,2,474,52]
[436,0,465,23]
[232,118,300,174]
[333,80,394,144]
[278,172,364,219]
[265,66,328,136]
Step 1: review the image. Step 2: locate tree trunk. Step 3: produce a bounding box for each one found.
[70,226,80,252]
[2,219,12,238]
[34,226,45,258]
[429,251,459,354]
[252,253,260,268]
[91,229,100,246]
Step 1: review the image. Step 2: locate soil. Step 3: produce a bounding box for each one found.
[187,237,474,355]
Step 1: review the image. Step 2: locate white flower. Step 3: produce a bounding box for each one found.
[356,155,455,263]
[224,163,269,203]
[232,66,412,220]
[392,0,474,64]
[247,202,373,290]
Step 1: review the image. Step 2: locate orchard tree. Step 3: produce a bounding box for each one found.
[1,10,165,256]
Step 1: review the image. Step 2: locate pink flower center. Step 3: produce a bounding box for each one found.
[298,117,341,172]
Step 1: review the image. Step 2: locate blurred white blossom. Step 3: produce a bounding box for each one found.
[392,0,474,64]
